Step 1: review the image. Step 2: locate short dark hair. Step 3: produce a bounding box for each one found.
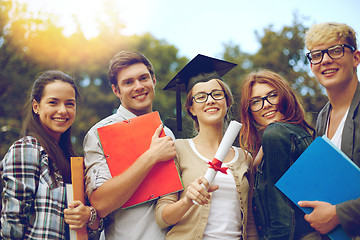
[108,50,155,87]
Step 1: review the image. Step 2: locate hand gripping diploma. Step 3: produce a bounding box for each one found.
[192,120,242,205]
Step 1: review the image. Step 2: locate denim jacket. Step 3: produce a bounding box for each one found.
[253,122,316,240]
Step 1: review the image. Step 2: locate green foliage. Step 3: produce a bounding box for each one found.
[0,0,43,154]
[0,1,328,157]
[221,13,328,125]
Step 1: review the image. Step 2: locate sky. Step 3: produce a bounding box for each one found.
[15,0,360,60]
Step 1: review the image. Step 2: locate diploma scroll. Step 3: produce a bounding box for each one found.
[193,120,242,204]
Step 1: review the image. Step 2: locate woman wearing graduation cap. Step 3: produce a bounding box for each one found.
[238,69,321,239]
[155,55,258,240]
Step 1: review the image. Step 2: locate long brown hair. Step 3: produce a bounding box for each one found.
[22,70,80,184]
[239,69,315,156]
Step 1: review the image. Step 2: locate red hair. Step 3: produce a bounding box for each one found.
[239,69,315,156]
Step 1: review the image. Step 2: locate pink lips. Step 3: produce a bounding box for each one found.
[204,107,219,113]
[133,92,148,100]
[262,110,277,118]
[322,68,338,76]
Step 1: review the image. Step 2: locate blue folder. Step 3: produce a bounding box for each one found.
[275,136,360,240]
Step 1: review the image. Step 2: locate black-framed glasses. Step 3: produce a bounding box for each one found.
[306,44,355,65]
[250,91,278,112]
[193,90,225,103]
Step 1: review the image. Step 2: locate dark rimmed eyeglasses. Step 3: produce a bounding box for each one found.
[250,91,278,112]
[306,44,356,65]
[193,90,225,103]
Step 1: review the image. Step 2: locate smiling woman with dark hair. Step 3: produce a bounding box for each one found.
[1,70,100,239]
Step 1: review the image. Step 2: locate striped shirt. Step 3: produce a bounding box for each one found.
[1,136,67,239]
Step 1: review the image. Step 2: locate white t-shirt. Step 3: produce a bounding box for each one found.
[326,108,349,149]
[189,139,243,239]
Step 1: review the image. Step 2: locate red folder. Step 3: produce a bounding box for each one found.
[97,111,183,209]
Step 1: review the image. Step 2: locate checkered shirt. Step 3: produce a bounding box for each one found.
[1,136,67,239]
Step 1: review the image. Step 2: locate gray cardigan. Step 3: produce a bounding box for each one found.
[315,82,360,237]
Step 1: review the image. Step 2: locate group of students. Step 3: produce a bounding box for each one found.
[1,21,359,240]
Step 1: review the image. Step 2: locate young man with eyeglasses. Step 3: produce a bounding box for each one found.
[299,22,360,238]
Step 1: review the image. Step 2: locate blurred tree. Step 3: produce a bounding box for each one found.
[0,0,43,155]
[0,0,188,155]
[0,2,330,158]
[220,41,252,122]
[250,13,328,123]
[221,12,328,127]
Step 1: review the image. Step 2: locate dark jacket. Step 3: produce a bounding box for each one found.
[253,122,316,240]
[316,83,360,237]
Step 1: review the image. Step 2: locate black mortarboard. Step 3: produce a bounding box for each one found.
[163,54,237,131]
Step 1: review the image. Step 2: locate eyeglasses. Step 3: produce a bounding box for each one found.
[306,44,355,65]
[193,90,225,103]
[250,91,278,112]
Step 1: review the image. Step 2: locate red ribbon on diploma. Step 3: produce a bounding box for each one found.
[207,158,228,174]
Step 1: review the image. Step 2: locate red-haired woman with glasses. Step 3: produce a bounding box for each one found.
[239,69,321,240]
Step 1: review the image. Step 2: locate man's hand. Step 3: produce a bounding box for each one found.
[89,125,176,218]
[298,200,340,234]
[147,124,176,163]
